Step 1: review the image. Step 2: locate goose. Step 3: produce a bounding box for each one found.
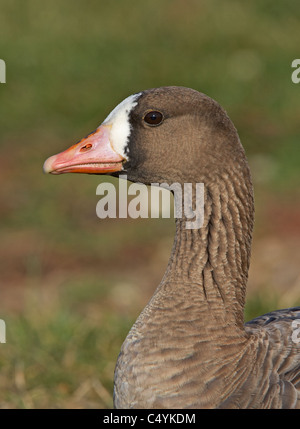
[43,86,300,409]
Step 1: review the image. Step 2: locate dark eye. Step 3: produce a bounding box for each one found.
[144,110,164,126]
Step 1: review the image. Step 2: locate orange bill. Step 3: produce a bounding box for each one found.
[43,124,124,175]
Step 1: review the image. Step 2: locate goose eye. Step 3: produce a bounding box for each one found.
[144,111,163,126]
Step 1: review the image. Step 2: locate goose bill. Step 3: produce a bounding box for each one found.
[43,124,125,175]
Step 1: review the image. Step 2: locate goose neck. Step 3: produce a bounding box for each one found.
[163,170,254,328]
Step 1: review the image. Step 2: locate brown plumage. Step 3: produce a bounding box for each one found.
[44,86,300,409]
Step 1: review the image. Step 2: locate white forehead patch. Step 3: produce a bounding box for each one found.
[102,92,142,160]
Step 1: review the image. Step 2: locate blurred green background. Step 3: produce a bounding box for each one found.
[0,0,299,408]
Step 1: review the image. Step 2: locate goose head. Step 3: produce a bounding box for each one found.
[44,86,254,320]
[43,86,250,189]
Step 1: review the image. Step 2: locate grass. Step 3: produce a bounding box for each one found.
[0,0,299,408]
[1,281,132,408]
